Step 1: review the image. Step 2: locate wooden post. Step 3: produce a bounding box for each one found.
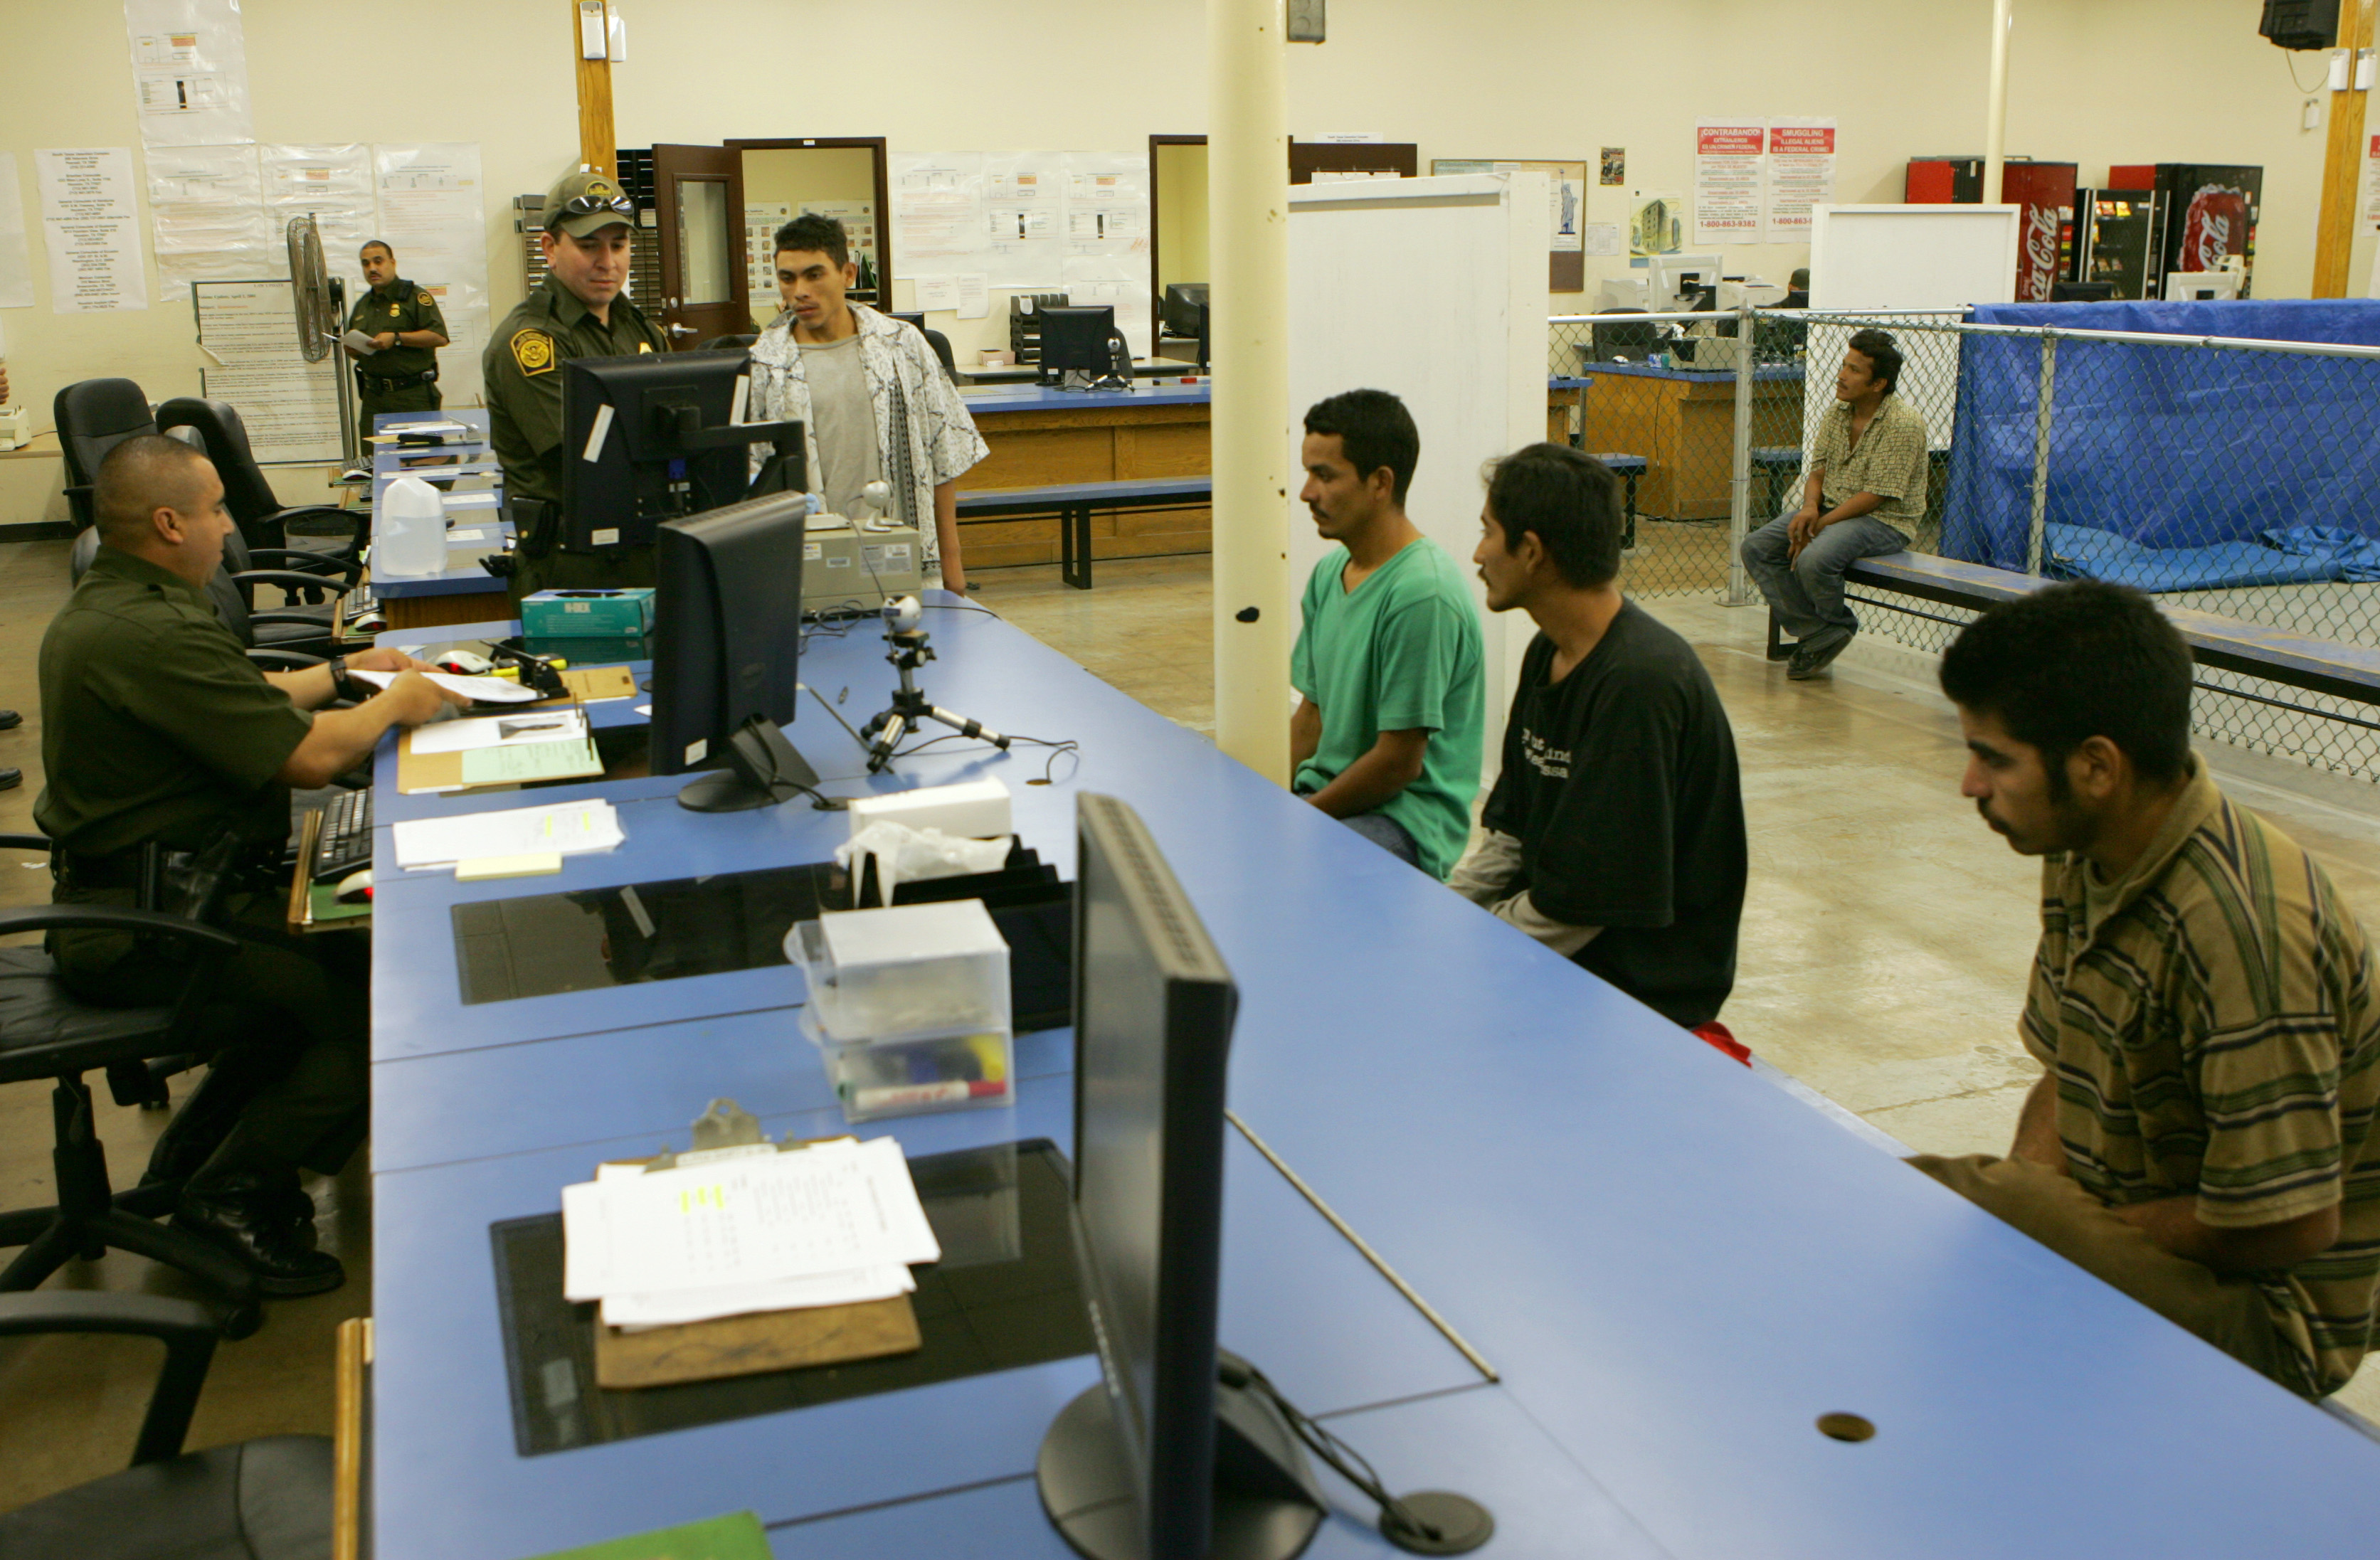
[573,0,616,179]
[2312,0,2377,297]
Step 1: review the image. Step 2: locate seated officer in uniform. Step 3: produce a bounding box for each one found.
[344,239,450,450]
[37,435,463,1294]
[482,169,670,603]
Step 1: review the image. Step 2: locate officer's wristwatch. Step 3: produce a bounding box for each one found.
[326,654,361,703]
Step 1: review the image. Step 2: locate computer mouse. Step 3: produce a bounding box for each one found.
[433,649,494,676]
[334,869,374,904]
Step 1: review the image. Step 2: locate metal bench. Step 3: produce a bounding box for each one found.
[1767,551,2380,708]
[956,477,1213,590]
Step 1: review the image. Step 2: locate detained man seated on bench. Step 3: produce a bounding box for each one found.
[1740,328,1928,681]
[1449,444,1747,1029]
[1918,580,2380,1399]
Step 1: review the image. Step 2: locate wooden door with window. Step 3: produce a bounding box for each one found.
[651,144,752,349]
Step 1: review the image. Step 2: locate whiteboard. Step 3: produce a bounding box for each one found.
[1807,204,2019,312]
[1286,174,1550,773]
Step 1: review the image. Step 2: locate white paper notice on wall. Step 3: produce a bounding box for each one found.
[145,142,271,301]
[374,144,491,408]
[1693,120,1765,245]
[1580,223,1622,259]
[36,149,148,314]
[955,273,988,320]
[123,0,255,149]
[194,280,340,460]
[0,155,35,310]
[914,275,958,312]
[1765,119,1836,243]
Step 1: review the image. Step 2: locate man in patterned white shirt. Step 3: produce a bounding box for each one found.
[746,214,989,590]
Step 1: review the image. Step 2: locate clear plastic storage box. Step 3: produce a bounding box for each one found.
[786,900,1015,1123]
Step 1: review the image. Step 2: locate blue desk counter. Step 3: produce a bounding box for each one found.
[366,596,2380,1560]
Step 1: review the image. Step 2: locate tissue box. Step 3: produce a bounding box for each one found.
[521,588,655,638]
[786,899,1010,1043]
[845,778,1012,841]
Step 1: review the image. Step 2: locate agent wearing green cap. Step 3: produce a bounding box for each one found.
[482,169,670,601]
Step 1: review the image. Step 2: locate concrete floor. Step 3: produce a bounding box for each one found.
[2,542,2375,1517]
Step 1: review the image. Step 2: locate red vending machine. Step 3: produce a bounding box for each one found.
[2149,163,2262,297]
[1905,157,2079,303]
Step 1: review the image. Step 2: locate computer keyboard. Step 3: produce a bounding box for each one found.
[311,788,374,882]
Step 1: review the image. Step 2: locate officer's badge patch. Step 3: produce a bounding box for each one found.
[587,179,615,200]
[638,341,654,353]
[390,303,401,317]
[512,329,556,376]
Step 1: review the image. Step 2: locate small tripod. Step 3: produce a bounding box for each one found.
[859,622,1011,773]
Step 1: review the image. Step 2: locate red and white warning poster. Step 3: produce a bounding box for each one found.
[1693,121,1765,245]
[1765,119,1836,243]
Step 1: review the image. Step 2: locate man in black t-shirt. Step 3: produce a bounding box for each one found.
[1449,443,1747,1027]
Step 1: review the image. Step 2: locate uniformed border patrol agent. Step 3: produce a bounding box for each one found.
[483,169,669,603]
[37,436,465,1295]
[346,240,450,450]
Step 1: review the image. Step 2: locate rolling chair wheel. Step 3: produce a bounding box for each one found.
[219,1299,264,1341]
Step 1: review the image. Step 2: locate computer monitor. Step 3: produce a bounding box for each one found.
[1192,301,1210,376]
[2165,270,2241,302]
[559,353,803,553]
[649,489,821,813]
[1039,304,1127,391]
[1161,283,1210,340]
[1646,253,1723,310]
[1037,794,1323,1560]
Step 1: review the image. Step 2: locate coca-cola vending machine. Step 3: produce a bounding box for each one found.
[2143,163,2262,296]
[1905,157,2078,302]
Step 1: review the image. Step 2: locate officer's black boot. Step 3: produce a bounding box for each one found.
[174,1172,344,1296]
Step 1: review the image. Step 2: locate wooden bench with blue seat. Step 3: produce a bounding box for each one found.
[1769,550,2380,707]
[955,476,1212,590]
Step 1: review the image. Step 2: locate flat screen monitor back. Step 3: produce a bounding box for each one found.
[1040,795,1322,1560]
[1040,304,1120,381]
[562,353,755,551]
[650,491,807,795]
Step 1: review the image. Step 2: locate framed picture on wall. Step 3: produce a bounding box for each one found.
[1431,159,1590,292]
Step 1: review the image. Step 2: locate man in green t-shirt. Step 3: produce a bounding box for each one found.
[1289,390,1484,879]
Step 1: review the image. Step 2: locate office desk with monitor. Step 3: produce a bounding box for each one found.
[364,410,515,630]
[1569,359,1805,521]
[364,598,2380,1560]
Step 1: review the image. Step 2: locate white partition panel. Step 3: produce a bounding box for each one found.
[1286,173,1550,779]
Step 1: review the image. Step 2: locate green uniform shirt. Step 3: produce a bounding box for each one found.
[482,275,667,507]
[1290,538,1486,880]
[34,548,312,859]
[347,279,448,383]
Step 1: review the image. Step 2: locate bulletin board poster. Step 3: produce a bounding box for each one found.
[2364,133,2380,229]
[122,0,255,149]
[1629,193,1686,258]
[1693,121,1765,245]
[1432,159,1590,292]
[1766,120,1838,243]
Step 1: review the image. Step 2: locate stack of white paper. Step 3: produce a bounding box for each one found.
[561,1137,941,1330]
[389,797,625,870]
[406,707,588,756]
[351,667,544,704]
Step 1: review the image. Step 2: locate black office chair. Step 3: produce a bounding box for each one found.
[1590,309,1660,365]
[68,528,354,667]
[920,327,958,380]
[0,834,263,1334]
[154,398,363,560]
[0,1292,329,1557]
[54,378,158,531]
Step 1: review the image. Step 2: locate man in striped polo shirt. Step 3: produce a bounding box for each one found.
[1918,580,2379,1399]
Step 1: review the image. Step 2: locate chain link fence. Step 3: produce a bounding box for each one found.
[1547,306,2380,781]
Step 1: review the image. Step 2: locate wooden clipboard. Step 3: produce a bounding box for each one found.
[584,1149,924,1391]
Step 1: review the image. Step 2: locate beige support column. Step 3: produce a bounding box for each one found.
[1982,0,2013,201]
[2313,0,2378,297]
[1207,0,1291,784]
[573,0,617,179]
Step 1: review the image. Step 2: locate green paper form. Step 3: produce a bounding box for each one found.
[460,739,602,785]
[520,1510,771,1560]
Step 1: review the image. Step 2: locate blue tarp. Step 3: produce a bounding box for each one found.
[1940,301,2380,573]
[2041,522,2380,593]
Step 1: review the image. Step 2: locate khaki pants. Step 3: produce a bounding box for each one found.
[1909,1153,2314,1397]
